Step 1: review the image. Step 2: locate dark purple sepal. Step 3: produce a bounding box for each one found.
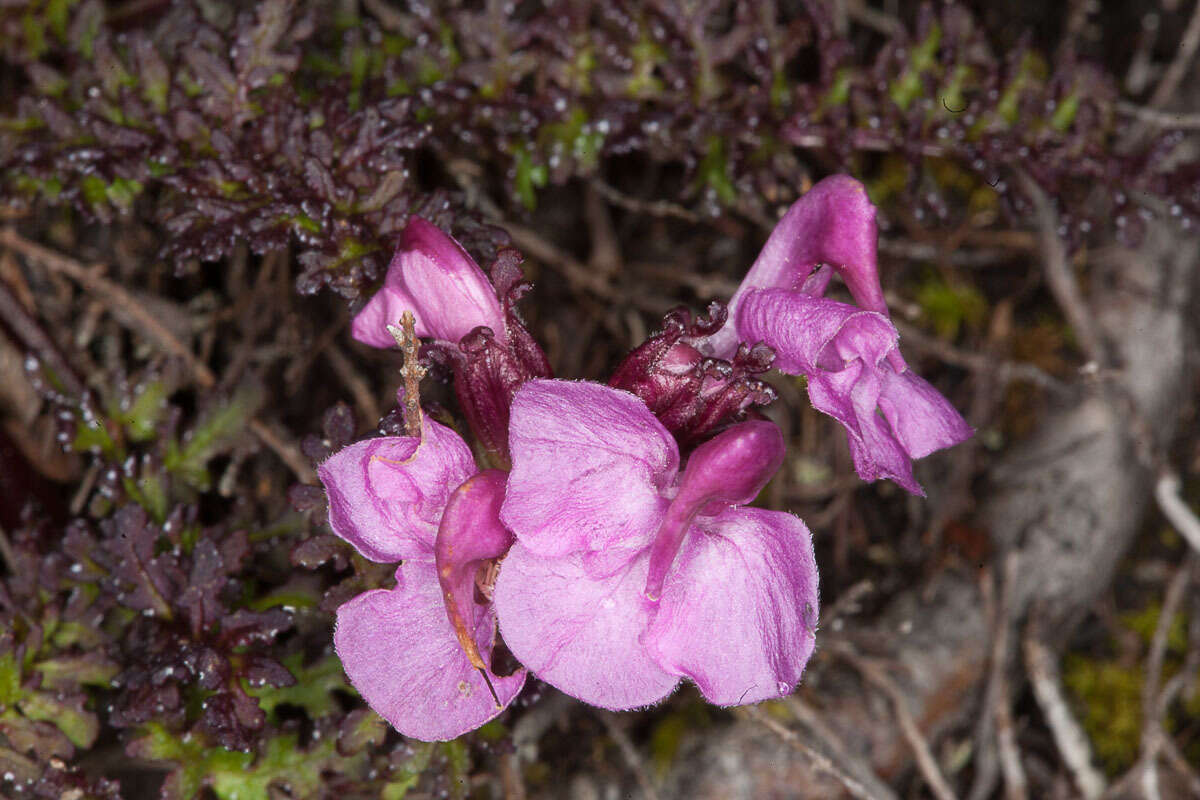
[609,304,777,449]
[439,248,552,468]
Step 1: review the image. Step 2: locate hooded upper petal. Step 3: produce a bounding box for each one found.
[351,217,506,348]
[878,369,973,459]
[501,380,677,559]
[736,288,965,495]
[707,175,884,357]
[334,561,525,742]
[642,507,818,705]
[318,418,478,562]
[493,543,679,710]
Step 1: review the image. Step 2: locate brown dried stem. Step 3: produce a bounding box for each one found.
[828,642,960,800]
[742,704,882,800]
[387,311,425,437]
[1022,625,1105,799]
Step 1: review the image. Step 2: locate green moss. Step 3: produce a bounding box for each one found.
[914,272,988,339]
[1063,655,1142,772]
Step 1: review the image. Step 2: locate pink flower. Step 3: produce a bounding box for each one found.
[351,217,507,348]
[492,380,818,709]
[349,219,551,466]
[707,175,972,494]
[318,418,525,741]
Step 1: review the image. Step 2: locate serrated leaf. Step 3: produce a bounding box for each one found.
[34,653,119,690]
[17,691,98,748]
[244,654,350,720]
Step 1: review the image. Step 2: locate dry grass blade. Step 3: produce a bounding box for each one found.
[0,228,317,484]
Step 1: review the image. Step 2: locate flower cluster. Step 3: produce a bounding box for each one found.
[318,175,972,741]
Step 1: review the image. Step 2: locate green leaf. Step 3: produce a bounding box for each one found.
[165,381,264,490]
[34,653,119,690]
[244,654,352,720]
[513,146,547,211]
[0,651,22,708]
[18,692,98,748]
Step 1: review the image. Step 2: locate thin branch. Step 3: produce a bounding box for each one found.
[595,710,661,800]
[830,642,960,800]
[741,704,882,800]
[1116,101,1200,130]
[503,222,617,300]
[1,228,316,484]
[0,275,85,397]
[1016,173,1105,366]
[893,319,1071,396]
[323,344,382,429]
[1145,0,1200,111]
[785,696,900,800]
[993,555,1028,800]
[1138,555,1197,799]
[589,178,700,223]
[1155,472,1200,554]
[971,552,1027,800]
[1022,628,1106,799]
[0,525,15,574]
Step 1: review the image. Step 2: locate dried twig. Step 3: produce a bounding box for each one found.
[785,696,900,800]
[1017,173,1104,366]
[742,704,881,800]
[0,525,14,573]
[1145,0,1200,112]
[1022,627,1105,799]
[1137,555,1196,798]
[992,554,1028,800]
[503,222,616,300]
[595,711,661,800]
[322,344,382,430]
[1,228,317,484]
[0,275,85,397]
[1155,472,1200,555]
[589,178,700,223]
[1116,101,1200,130]
[387,312,425,437]
[829,642,960,800]
[893,320,1070,396]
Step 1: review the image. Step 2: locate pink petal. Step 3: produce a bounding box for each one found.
[334,561,525,742]
[810,365,924,495]
[735,288,896,376]
[501,380,676,558]
[351,218,505,348]
[434,470,515,672]
[318,419,478,562]
[642,508,818,706]
[878,369,974,459]
[708,175,883,357]
[350,285,423,349]
[737,288,926,494]
[644,420,785,601]
[493,543,679,710]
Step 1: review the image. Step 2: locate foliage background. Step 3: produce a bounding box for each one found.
[1,0,1198,797]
